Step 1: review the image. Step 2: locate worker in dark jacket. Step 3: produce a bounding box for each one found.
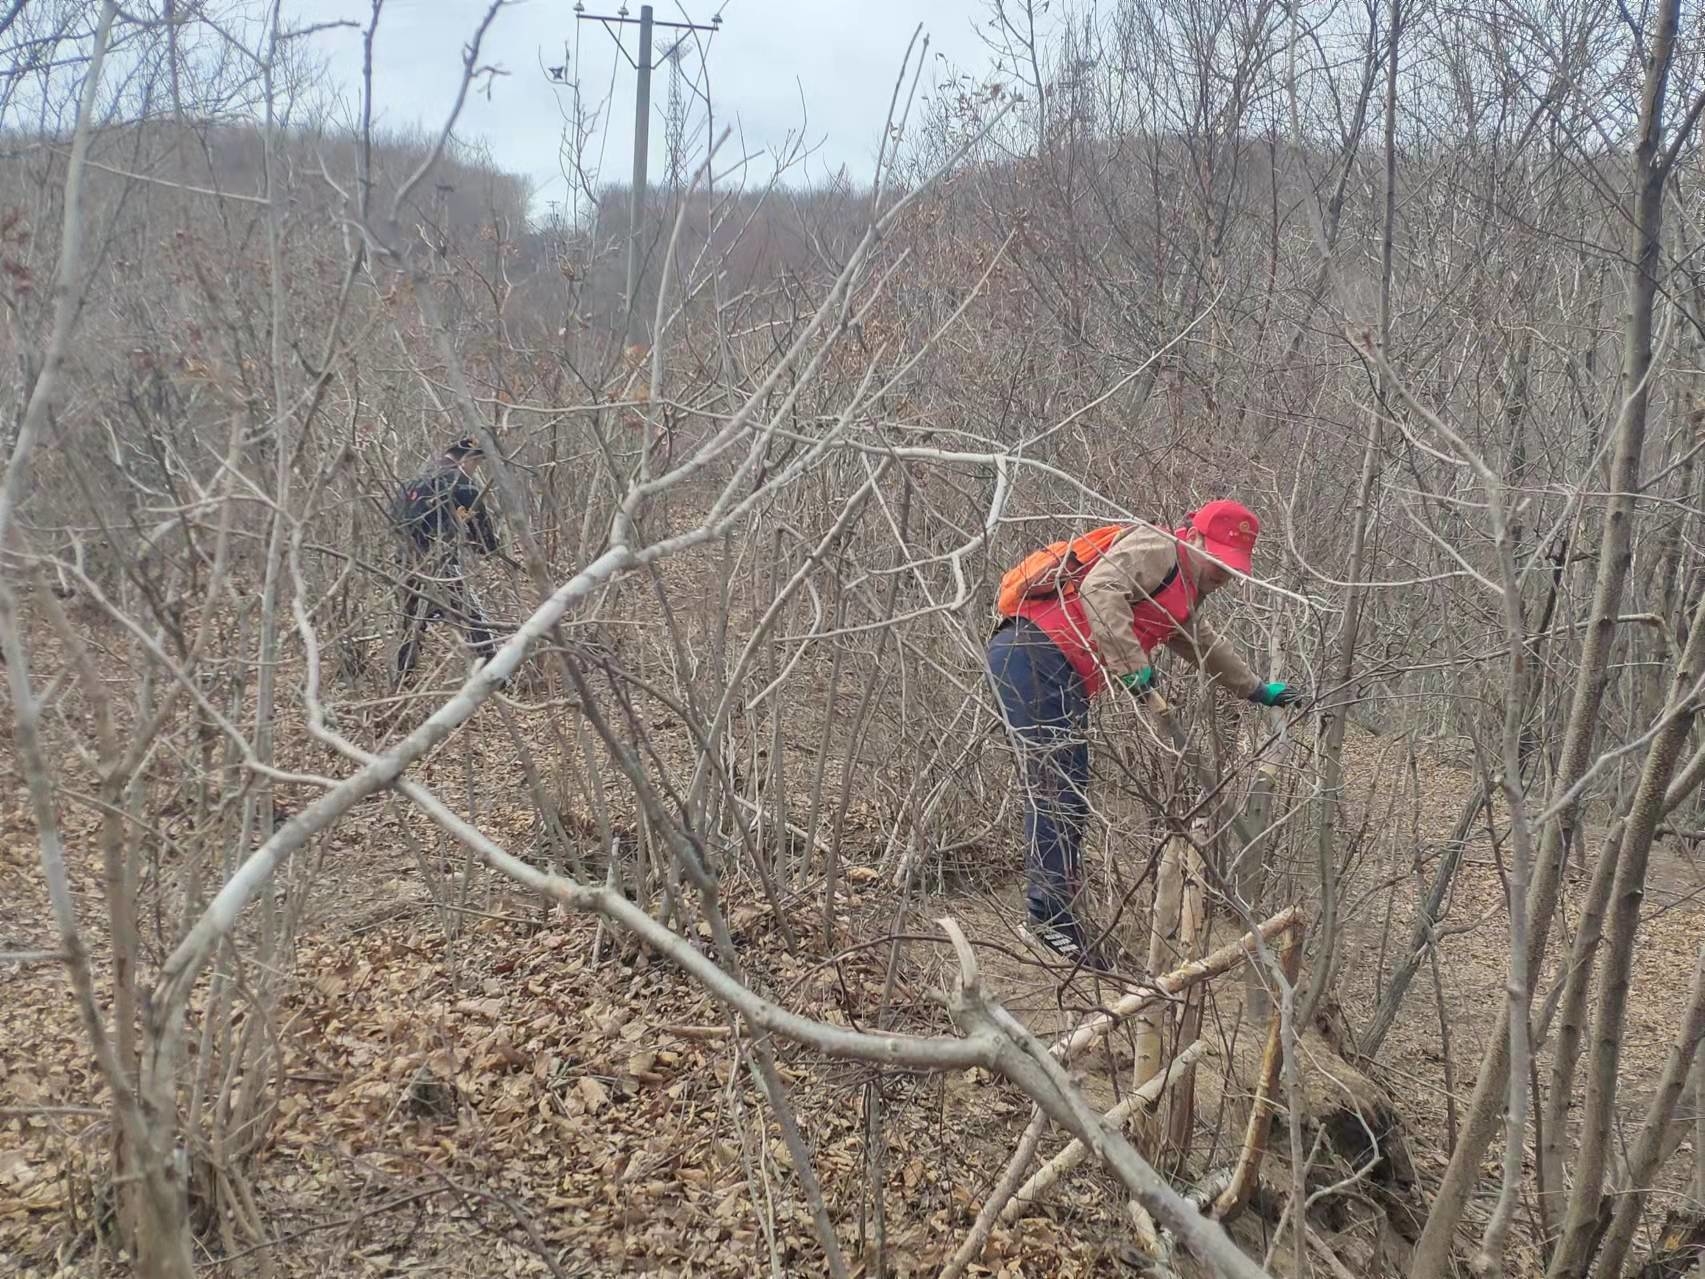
[392,436,501,681]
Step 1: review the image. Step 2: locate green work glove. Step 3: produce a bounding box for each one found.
[1120,666,1158,694]
[1248,681,1302,708]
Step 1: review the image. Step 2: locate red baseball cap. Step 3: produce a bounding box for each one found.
[1189,499,1259,575]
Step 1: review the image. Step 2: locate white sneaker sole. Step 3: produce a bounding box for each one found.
[1017,924,1141,984]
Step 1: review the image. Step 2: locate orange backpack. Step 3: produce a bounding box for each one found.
[994,523,1131,617]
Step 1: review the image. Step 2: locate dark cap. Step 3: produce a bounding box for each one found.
[443,436,485,460]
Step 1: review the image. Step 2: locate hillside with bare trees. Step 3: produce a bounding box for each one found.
[5,2,1705,1277]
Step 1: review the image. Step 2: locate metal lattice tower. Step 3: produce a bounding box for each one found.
[665,41,687,195]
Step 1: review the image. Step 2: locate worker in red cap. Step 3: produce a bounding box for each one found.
[985,499,1302,971]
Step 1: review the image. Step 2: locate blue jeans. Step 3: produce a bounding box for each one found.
[986,619,1091,939]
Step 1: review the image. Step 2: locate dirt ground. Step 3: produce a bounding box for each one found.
[4,599,1704,1279]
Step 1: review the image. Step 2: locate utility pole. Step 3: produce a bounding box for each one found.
[575,3,722,349]
[626,6,652,349]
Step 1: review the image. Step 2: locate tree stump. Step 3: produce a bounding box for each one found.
[1636,1210,1705,1279]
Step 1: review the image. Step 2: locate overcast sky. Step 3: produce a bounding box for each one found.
[283,1,1000,210]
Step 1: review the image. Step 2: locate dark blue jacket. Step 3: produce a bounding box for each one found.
[394,461,499,555]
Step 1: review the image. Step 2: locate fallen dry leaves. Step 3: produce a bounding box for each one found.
[3,857,1156,1277]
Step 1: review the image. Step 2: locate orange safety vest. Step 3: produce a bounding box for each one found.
[1010,535,1196,695]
